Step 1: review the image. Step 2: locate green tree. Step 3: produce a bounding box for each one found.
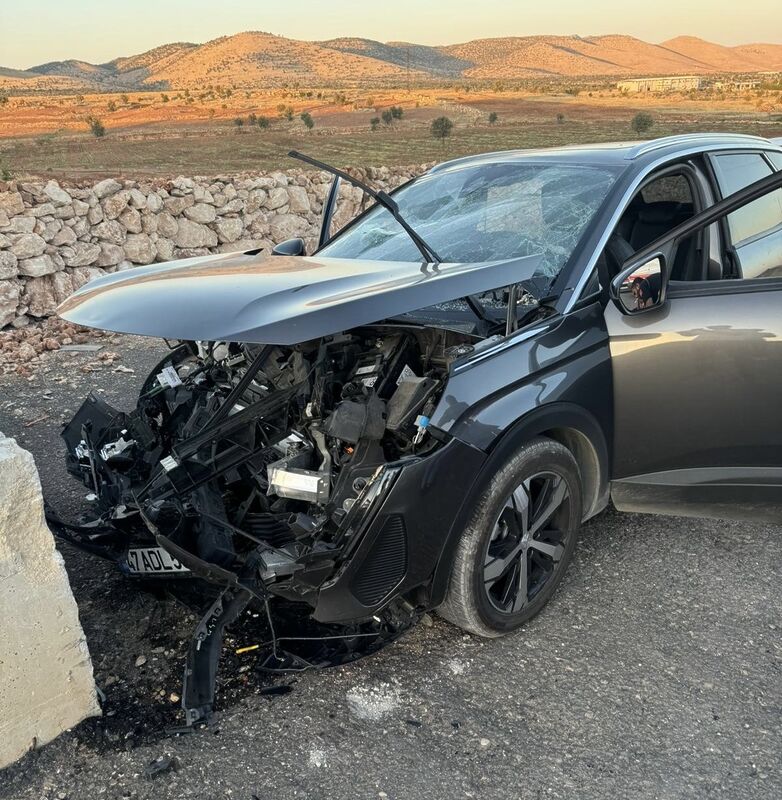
[370,116,381,131]
[257,116,271,129]
[556,112,566,124]
[431,116,454,146]
[300,111,315,130]
[381,109,394,126]
[631,112,654,134]
[0,91,9,106]
[248,113,257,125]
[488,111,498,125]
[107,100,117,112]
[161,93,170,103]
[86,116,106,138]
[234,117,245,128]
[120,93,129,104]
[390,105,403,120]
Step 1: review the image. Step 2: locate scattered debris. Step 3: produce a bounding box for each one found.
[0,317,109,376]
[258,685,293,697]
[61,344,104,353]
[23,414,49,428]
[144,754,179,779]
[447,659,467,675]
[346,684,401,721]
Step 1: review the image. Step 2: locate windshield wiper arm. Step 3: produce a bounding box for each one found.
[288,150,441,264]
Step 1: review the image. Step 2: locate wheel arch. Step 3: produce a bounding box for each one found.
[428,402,610,608]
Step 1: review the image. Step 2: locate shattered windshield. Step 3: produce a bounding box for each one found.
[319,161,620,277]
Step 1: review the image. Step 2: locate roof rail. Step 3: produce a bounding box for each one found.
[627,133,770,160]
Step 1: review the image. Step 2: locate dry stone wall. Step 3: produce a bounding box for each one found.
[0,164,430,329]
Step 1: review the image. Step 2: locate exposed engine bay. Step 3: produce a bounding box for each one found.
[51,324,477,726]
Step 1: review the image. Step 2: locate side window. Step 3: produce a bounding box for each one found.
[600,169,706,282]
[711,153,782,279]
[768,152,782,171]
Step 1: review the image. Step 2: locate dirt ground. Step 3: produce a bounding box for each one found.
[2,88,781,179]
[0,332,780,800]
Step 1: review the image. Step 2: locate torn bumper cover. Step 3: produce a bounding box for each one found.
[51,336,486,726]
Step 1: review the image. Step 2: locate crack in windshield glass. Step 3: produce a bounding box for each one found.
[320,162,620,281]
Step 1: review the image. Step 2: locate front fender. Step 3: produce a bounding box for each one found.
[430,303,612,454]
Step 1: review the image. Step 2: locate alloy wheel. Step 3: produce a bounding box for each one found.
[483,471,572,614]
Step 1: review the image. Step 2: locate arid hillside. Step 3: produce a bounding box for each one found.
[443,35,782,78]
[110,42,199,73]
[318,38,471,77]
[146,32,428,88]
[662,36,782,72]
[3,32,782,92]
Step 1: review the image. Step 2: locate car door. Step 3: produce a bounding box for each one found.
[605,157,782,523]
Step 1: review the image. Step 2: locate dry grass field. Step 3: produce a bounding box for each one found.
[1,86,781,179]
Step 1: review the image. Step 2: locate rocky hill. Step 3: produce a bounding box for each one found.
[661,36,782,72]
[4,32,782,91]
[442,34,782,78]
[318,38,471,77]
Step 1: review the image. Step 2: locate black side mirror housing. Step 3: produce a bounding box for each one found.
[610,254,668,315]
[271,238,306,257]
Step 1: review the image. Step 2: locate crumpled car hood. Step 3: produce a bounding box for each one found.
[57,250,544,344]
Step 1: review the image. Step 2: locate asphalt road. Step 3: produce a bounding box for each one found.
[1,334,780,800]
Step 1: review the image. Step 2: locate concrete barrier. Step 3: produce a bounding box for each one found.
[0,432,100,770]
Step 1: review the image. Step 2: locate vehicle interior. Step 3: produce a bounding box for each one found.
[599,161,721,284]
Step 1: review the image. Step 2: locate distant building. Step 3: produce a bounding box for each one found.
[713,80,761,91]
[617,76,703,93]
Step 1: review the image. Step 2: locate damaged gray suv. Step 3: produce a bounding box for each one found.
[51,135,782,726]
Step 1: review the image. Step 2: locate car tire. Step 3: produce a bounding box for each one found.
[438,437,582,638]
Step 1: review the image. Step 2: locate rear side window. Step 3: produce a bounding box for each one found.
[768,152,782,171]
[711,153,782,279]
[640,174,692,205]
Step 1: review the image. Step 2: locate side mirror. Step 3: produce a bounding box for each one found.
[610,255,668,315]
[271,237,306,256]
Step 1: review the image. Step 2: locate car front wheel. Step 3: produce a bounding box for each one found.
[438,437,582,638]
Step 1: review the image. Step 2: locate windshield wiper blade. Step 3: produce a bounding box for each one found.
[288,150,441,264]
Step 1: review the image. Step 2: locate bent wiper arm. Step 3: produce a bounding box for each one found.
[288,150,441,264]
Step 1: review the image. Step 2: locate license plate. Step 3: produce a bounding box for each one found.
[125,547,190,576]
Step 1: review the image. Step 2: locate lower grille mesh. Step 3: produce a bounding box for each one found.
[350,515,408,607]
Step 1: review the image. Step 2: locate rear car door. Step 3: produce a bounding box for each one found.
[606,154,782,522]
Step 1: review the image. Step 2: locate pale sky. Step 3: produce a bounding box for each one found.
[1,0,780,70]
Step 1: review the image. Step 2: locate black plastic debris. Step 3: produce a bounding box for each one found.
[145,754,179,779]
[259,685,294,696]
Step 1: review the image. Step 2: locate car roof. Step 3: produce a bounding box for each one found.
[429,134,782,174]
